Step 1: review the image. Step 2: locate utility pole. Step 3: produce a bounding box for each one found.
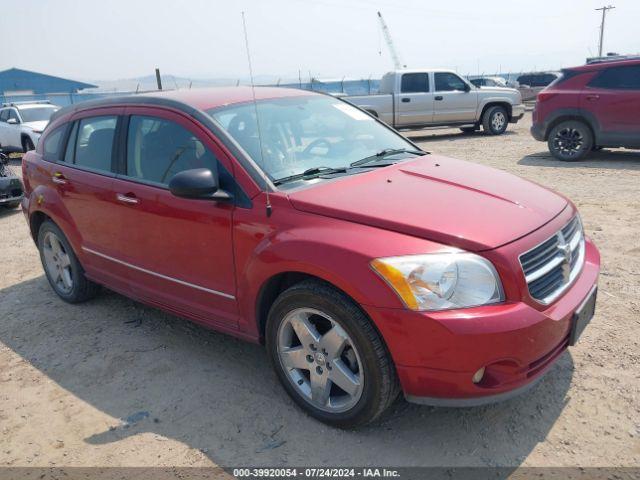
[596,5,615,57]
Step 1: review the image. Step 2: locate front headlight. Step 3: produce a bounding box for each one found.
[371,253,504,311]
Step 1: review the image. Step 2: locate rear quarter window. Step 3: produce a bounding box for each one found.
[42,126,66,160]
[589,65,640,89]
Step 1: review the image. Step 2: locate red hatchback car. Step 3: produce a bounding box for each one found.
[531,57,640,160]
[22,88,600,427]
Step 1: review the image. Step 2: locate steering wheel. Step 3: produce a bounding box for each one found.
[302,138,332,157]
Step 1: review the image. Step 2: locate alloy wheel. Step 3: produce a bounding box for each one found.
[42,231,73,294]
[552,127,584,157]
[491,111,506,131]
[277,308,364,413]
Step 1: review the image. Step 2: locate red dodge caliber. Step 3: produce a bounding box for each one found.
[21,88,600,427]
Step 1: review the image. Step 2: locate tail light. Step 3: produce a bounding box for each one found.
[537,91,557,103]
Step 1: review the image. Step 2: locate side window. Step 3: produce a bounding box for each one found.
[63,122,79,163]
[8,109,20,123]
[0,109,8,122]
[42,126,66,160]
[126,115,223,187]
[435,73,467,92]
[73,116,117,172]
[589,66,640,90]
[401,73,430,93]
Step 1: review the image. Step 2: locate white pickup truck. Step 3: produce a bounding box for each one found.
[345,69,525,135]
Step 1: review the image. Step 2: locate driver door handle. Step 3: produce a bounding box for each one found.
[116,193,139,204]
[401,97,411,103]
[435,96,444,101]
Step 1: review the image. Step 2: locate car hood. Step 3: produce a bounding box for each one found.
[287,155,568,252]
[23,120,48,132]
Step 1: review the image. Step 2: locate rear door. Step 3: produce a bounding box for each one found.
[581,64,640,145]
[6,109,23,149]
[47,107,131,290]
[395,72,434,126]
[110,107,238,329]
[432,72,478,123]
[0,109,9,148]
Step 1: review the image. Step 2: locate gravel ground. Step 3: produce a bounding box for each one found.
[1,113,639,470]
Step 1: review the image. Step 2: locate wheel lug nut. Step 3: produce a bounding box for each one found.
[326,364,332,371]
[316,366,323,375]
[297,379,304,385]
[309,344,316,351]
[306,355,313,363]
[322,348,327,355]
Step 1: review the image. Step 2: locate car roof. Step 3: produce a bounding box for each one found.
[15,103,58,110]
[572,58,640,72]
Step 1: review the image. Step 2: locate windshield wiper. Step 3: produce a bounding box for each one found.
[273,166,348,186]
[350,148,424,167]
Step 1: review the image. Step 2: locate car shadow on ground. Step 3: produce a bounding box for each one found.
[406,130,517,143]
[0,206,21,219]
[519,150,640,170]
[0,276,574,471]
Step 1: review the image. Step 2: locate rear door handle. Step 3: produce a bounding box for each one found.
[586,94,600,101]
[435,96,444,101]
[401,97,411,103]
[116,193,139,204]
[51,172,67,185]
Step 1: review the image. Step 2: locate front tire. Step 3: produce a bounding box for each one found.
[37,220,100,303]
[482,105,509,135]
[266,280,399,428]
[22,136,35,153]
[547,120,593,161]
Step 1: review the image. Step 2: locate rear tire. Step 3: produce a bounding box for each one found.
[265,280,399,428]
[37,220,100,303]
[547,120,593,161]
[482,105,509,135]
[22,136,35,153]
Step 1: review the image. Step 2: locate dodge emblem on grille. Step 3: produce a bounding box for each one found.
[558,233,572,283]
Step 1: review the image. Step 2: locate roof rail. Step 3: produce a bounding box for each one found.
[1,100,52,107]
[586,54,640,64]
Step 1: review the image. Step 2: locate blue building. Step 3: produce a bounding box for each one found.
[0,68,96,95]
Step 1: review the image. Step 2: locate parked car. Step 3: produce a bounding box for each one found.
[345,69,525,134]
[0,151,23,208]
[22,88,600,427]
[468,76,508,88]
[516,72,561,101]
[0,101,59,153]
[531,58,640,160]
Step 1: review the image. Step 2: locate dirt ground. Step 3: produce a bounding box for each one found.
[1,113,639,470]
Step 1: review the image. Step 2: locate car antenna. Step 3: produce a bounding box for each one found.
[241,11,272,218]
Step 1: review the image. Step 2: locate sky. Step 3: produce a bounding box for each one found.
[1,0,639,83]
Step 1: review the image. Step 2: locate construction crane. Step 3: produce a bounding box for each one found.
[377,11,406,69]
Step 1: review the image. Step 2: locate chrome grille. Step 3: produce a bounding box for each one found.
[519,216,585,304]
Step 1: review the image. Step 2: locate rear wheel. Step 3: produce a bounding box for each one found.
[547,120,593,161]
[482,105,509,135]
[22,136,35,153]
[266,280,399,428]
[37,220,100,303]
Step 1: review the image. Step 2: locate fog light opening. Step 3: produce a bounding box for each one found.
[472,367,486,384]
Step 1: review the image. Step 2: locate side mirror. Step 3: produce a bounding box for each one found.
[6,118,18,125]
[168,168,233,201]
[463,83,471,92]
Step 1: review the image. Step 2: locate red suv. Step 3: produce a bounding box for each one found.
[21,88,600,427]
[531,58,640,160]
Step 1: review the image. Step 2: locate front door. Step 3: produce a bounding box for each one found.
[395,72,434,127]
[111,107,238,329]
[581,64,640,145]
[432,72,478,124]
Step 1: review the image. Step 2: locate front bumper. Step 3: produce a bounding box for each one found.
[509,104,526,123]
[364,239,600,407]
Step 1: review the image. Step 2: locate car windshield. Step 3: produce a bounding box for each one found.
[19,106,58,123]
[207,96,416,183]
